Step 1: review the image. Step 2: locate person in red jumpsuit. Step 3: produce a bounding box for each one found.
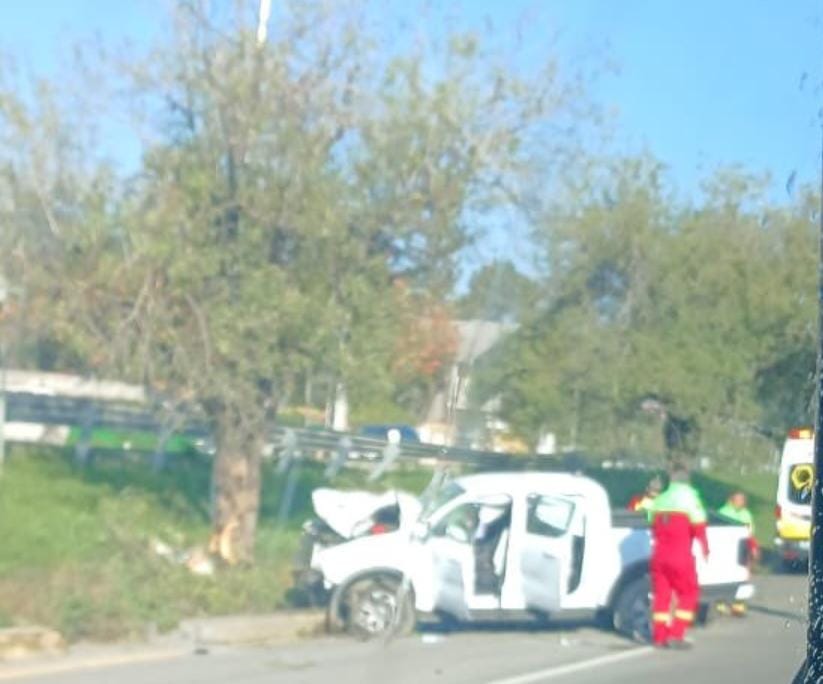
[648,464,709,649]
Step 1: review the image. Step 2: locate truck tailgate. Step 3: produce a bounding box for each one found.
[612,512,750,588]
[700,521,750,586]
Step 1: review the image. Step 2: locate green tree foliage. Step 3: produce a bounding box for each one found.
[0,1,585,560]
[458,260,537,322]
[476,158,817,464]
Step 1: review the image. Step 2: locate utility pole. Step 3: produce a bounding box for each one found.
[256,0,272,47]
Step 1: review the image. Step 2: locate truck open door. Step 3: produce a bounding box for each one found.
[505,494,577,613]
[422,494,512,617]
[428,538,471,619]
[421,504,477,620]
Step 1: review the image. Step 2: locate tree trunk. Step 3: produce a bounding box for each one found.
[570,385,581,448]
[210,404,263,565]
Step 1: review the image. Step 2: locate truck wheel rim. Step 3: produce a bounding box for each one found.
[355,587,397,635]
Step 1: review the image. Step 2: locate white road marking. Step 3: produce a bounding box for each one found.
[485,646,654,684]
[0,648,188,681]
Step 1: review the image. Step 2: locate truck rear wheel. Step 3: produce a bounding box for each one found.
[341,574,415,640]
[613,575,651,643]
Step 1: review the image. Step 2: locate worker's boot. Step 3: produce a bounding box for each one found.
[651,614,670,648]
[669,609,695,648]
[731,601,747,617]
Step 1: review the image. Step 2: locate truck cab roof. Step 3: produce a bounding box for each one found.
[455,471,610,507]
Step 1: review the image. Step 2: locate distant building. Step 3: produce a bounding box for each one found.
[2,369,146,402]
[418,319,519,450]
[0,370,147,448]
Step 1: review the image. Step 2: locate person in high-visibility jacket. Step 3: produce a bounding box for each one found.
[717,491,758,616]
[648,465,710,649]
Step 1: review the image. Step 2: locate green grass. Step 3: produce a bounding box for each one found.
[65,427,196,455]
[0,448,297,641]
[0,446,438,642]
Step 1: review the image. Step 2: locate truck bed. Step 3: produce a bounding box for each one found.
[610,510,750,591]
[611,509,745,529]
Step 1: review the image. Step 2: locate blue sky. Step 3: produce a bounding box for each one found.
[556,0,823,196]
[1,0,821,269]
[2,0,819,192]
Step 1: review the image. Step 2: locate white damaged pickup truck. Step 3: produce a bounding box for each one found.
[293,472,754,640]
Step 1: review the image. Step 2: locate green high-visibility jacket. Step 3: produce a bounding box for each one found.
[718,502,754,533]
[648,482,707,524]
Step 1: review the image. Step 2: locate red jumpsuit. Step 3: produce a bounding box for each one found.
[649,483,709,646]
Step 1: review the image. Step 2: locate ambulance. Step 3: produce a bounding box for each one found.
[775,428,814,567]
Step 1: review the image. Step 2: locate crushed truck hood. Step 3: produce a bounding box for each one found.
[311,488,421,538]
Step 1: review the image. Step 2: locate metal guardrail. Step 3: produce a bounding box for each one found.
[6,392,209,436]
[270,425,520,468]
[3,391,528,468]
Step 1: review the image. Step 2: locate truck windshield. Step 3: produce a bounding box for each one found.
[421,481,465,520]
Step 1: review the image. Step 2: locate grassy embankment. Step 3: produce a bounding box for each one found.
[0,444,776,642]
[0,445,430,641]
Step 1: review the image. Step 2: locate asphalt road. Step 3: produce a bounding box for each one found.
[3,574,807,684]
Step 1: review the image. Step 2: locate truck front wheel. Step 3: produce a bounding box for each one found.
[613,575,651,643]
[340,574,416,640]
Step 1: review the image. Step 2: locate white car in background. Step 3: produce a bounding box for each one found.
[294,472,754,640]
